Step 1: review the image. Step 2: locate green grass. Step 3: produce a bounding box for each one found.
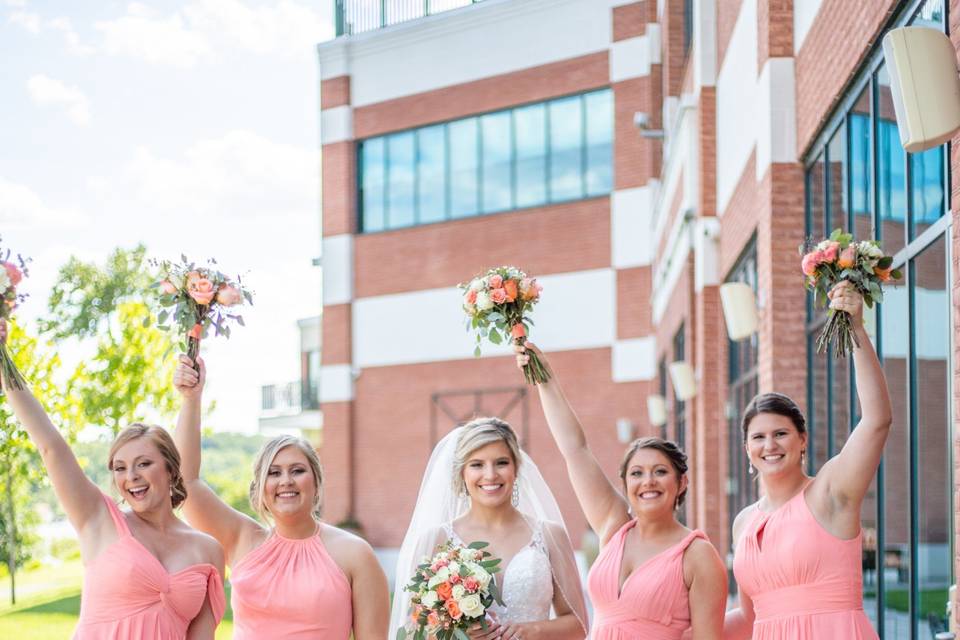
[864,587,949,618]
[0,560,235,639]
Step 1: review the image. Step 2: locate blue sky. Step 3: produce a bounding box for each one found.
[1,0,335,433]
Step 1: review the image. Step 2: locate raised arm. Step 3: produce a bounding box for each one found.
[0,320,105,535]
[818,281,892,509]
[515,343,630,543]
[172,355,262,563]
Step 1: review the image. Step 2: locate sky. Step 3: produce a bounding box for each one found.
[1,0,335,434]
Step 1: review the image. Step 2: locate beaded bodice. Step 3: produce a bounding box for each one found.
[442,520,554,624]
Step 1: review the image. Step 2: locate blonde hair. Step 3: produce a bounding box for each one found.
[249,435,324,523]
[452,417,522,496]
[108,423,187,509]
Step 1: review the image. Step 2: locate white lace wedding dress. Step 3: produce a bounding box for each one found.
[442,520,554,624]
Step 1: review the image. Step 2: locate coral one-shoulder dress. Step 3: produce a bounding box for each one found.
[588,521,706,640]
[230,525,353,639]
[733,488,878,639]
[74,493,225,639]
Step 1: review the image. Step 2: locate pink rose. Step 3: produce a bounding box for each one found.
[216,285,243,306]
[488,274,503,289]
[160,280,177,295]
[464,577,479,592]
[801,251,822,277]
[186,271,215,305]
[521,278,542,301]
[465,289,478,305]
[821,242,840,263]
[490,288,508,304]
[838,246,856,269]
[2,262,22,287]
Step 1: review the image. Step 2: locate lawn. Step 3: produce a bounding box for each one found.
[0,560,235,639]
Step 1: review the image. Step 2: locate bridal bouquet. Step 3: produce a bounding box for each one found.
[151,257,252,366]
[0,239,29,390]
[800,229,900,358]
[460,266,549,384]
[398,541,504,640]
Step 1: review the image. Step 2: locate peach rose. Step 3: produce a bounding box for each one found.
[821,241,840,263]
[159,280,177,295]
[490,288,508,304]
[838,246,856,269]
[436,582,453,601]
[2,262,22,287]
[445,599,462,620]
[186,271,215,305]
[801,251,822,277]
[488,274,503,289]
[511,324,526,339]
[503,279,518,302]
[874,266,893,282]
[427,611,440,628]
[216,285,243,306]
[188,323,203,340]
[521,278,542,301]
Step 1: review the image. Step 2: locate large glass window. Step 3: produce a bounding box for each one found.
[357,89,613,232]
[803,2,951,636]
[672,325,687,524]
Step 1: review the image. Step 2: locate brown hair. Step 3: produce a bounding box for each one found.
[249,435,324,523]
[618,437,689,507]
[740,392,807,442]
[453,417,522,496]
[108,423,187,509]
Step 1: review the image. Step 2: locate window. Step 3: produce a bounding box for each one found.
[658,358,668,440]
[803,1,951,635]
[726,239,759,592]
[672,324,687,523]
[357,89,613,232]
[683,0,694,55]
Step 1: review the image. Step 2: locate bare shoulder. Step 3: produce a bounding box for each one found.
[731,502,759,547]
[540,519,570,540]
[191,528,226,566]
[322,524,379,574]
[683,536,722,568]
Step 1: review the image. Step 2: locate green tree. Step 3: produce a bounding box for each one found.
[0,324,72,604]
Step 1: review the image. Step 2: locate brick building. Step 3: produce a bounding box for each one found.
[311,0,957,636]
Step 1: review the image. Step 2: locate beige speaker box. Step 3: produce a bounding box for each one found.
[882,26,960,153]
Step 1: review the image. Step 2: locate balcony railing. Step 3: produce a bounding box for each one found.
[335,0,486,36]
[261,380,320,414]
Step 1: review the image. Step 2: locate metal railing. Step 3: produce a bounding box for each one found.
[335,0,485,36]
[261,380,320,414]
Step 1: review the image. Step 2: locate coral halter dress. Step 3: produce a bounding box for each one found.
[229,525,353,639]
[733,488,878,639]
[588,521,706,640]
[73,493,225,639]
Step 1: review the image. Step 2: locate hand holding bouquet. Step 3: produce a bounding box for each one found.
[151,256,252,368]
[460,266,549,384]
[0,239,29,391]
[800,229,900,358]
[399,540,504,640]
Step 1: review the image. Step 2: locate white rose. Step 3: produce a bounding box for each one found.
[0,270,9,291]
[428,567,450,588]
[458,593,485,619]
[469,279,484,292]
[467,564,492,589]
[421,590,439,608]
[452,584,466,599]
[448,561,460,575]
[858,243,884,259]
[475,291,493,311]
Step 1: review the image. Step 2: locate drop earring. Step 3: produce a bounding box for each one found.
[511,483,520,508]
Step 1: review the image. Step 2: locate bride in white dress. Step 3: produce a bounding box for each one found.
[389,417,588,640]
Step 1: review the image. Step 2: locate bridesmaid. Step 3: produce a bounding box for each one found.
[172,355,389,640]
[515,344,727,639]
[724,281,890,639]
[0,320,225,639]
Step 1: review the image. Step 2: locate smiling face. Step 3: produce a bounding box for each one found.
[111,437,173,513]
[262,445,318,519]
[744,413,807,477]
[461,440,517,509]
[623,447,687,517]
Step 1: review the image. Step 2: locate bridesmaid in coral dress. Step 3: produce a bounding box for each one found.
[724,281,890,640]
[0,319,225,639]
[515,344,727,639]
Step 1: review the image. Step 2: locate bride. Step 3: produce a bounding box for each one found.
[389,417,588,640]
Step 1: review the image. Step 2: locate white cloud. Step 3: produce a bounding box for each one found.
[47,17,96,55]
[26,74,91,126]
[8,9,40,33]
[0,177,88,229]
[92,0,331,67]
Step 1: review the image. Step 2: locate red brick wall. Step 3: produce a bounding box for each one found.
[353,197,610,298]
[717,0,745,70]
[614,75,662,189]
[321,75,351,110]
[757,0,793,71]
[612,1,650,41]
[353,53,609,139]
[795,0,900,154]
[319,400,354,523]
[950,0,960,621]
[617,267,653,338]
[321,304,352,365]
[321,141,357,237]
[720,152,760,275]
[662,0,689,98]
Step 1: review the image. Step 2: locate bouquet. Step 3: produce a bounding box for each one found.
[398,540,504,640]
[800,229,901,358]
[0,239,29,390]
[151,256,252,367]
[460,266,548,384]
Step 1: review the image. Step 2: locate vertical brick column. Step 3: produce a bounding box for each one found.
[949,0,960,624]
[320,74,356,524]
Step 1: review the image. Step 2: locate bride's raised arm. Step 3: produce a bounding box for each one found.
[516,343,630,544]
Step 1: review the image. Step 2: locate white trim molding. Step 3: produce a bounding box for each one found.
[319,364,354,402]
[612,336,657,382]
[321,106,354,145]
[611,186,655,268]
[322,234,354,306]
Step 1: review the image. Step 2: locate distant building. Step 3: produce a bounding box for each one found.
[258,315,322,445]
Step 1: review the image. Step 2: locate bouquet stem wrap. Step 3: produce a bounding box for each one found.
[0,244,29,393]
[511,325,550,385]
[0,340,26,391]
